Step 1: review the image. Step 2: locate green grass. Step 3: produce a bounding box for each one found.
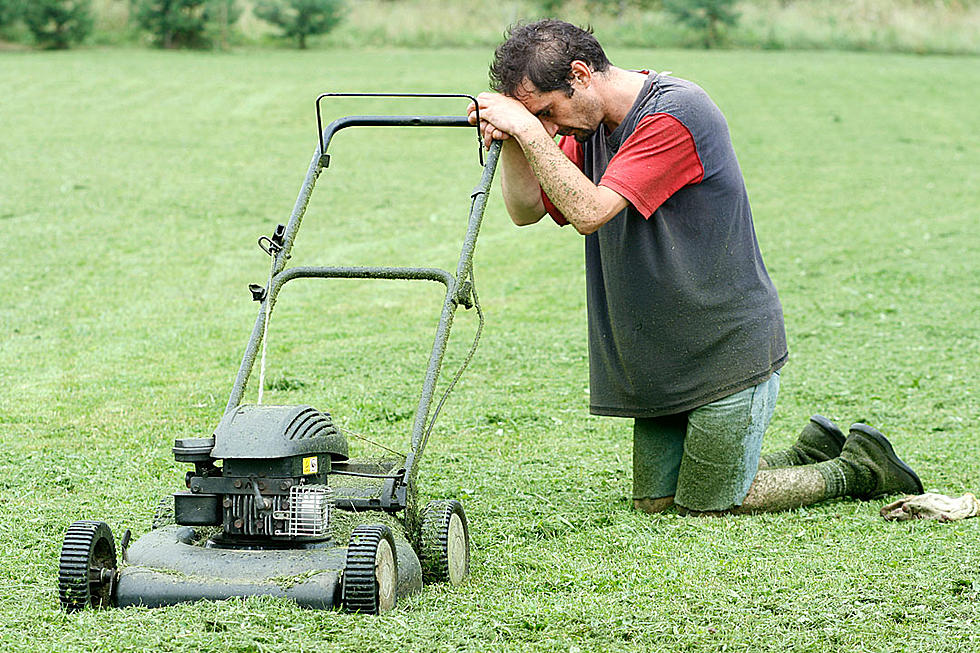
[1,47,978,651]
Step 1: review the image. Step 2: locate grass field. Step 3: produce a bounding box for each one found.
[1,47,978,651]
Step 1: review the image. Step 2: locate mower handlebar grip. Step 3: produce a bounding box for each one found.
[315,92,485,163]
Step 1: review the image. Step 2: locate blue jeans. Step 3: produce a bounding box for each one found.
[633,371,780,511]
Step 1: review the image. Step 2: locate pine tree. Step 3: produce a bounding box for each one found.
[23,0,92,49]
[663,0,739,49]
[254,0,344,50]
[0,0,24,29]
[134,0,210,49]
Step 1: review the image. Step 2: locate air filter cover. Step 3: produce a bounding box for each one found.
[212,404,349,461]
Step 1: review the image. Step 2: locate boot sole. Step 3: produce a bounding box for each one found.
[810,414,846,450]
[849,423,924,498]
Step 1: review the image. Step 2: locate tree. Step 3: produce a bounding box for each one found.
[537,0,565,15]
[254,0,344,49]
[663,0,739,49]
[0,0,24,29]
[133,0,210,48]
[206,0,242,49]
[23,0,92,49]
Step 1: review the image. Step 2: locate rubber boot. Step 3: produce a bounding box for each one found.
[794,414,846,463]
[763,414,845,468]
[837,423,924,500]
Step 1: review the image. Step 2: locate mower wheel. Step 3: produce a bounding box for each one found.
[342,524,398,614]
[419,499,470,585]
[151,495,175,530]
[58,520,118,612]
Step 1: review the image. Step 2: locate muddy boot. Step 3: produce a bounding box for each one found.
[763,415,846,468]
[816,423,924,500]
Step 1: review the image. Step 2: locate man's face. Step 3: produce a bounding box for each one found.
[514,79,603,143]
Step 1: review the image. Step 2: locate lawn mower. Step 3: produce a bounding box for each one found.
[58,93,502,614]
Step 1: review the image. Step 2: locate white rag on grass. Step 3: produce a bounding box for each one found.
[880,492,980,522]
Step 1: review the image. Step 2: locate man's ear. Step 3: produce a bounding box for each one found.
[569,60,593,88]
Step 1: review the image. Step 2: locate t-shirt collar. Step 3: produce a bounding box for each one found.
[605,70,658,150]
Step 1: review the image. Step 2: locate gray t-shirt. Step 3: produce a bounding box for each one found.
[546,72,787,417]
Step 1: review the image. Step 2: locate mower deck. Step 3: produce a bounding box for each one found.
[116,525,421,609]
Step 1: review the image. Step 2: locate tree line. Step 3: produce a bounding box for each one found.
[0,0,345,49]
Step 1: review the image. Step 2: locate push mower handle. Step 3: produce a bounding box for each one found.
[315,92,485,164]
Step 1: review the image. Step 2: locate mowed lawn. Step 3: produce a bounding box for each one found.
[0,47,978,652]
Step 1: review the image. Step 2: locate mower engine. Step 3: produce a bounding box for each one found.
[172,404,349,547]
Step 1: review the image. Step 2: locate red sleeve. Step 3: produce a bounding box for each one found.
[541,136,583,226]
[599,113,704,219]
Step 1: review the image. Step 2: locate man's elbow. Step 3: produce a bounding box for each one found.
[506,203,545,226]
[573,189,627,235]
[570,211,606,235]
[573,201,623,235]
[511,212,544,226]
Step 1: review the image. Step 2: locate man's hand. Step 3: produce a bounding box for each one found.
[467,93,552,149]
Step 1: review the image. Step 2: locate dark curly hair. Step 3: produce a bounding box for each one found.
[490,20,611,98]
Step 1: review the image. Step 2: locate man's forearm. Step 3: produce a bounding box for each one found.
[515,124,625,235]
[499,139,546,225]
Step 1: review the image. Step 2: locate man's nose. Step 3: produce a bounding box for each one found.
[540,119,559,137]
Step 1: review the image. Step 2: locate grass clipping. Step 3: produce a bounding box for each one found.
[328,460,412,545]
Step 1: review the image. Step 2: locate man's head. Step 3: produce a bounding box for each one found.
[490,20,610,98]
[490,20,611,142]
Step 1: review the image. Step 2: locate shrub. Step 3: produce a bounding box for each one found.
[0,0,23,28]
[536,0,565,15]
[254,0,344,49]
[133,0,210,48]
[23,0,92,49]
[663,0,739,48]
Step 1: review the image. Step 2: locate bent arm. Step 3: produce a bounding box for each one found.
[469,93,627,234]
[499,140,546,225]
[514,123,626,235]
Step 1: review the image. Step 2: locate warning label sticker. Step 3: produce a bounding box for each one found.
[302,456,318,475]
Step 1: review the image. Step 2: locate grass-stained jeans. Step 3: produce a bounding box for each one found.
[632,371,780,512]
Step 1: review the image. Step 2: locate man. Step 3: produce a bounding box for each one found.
[469,20,923,515]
